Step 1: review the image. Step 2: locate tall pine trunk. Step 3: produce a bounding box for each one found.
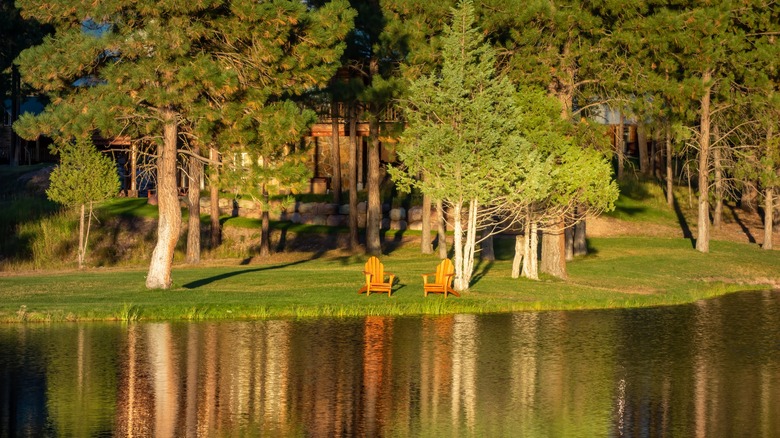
[366,104,381,256]
[186,154,202,264]
[421,191,433,254]
[666,123,674,207]
[713,127,723,229]
[638,123,650,176]
[260,183,270,257]
[348,103,359,251]
[330,102,342,205]
[209,147,221,248]
[146,109,182,289]
[765,187,774,250]
[616,117,625,180]
[764,127,776,251]
[696,72,712,253]
[437,199,447,259]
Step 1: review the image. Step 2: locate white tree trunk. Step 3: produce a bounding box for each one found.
[78,203,86,269]
[453,200,465,290]
[437,200,448,259]
[511,233,523,279]
[146,109,182,289]
[522,220,539,280]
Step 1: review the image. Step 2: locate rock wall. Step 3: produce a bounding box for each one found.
[200,198,452,231]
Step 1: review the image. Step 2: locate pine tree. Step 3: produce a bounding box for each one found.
[15,0,353,288]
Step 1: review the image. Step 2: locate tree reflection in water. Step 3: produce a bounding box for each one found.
[1,290,779,436]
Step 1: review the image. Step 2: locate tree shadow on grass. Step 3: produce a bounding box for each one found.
[672,193,695,248]
[469,258,495,287]
[727,203,756,244]
[182,258,316,289]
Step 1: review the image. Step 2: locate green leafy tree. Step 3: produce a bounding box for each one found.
[392,0,533,291]
[46,137,119,269]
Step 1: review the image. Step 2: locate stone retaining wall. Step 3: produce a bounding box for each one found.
[200,198,452,231]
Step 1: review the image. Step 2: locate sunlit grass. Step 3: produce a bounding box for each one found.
[0,236,776,323]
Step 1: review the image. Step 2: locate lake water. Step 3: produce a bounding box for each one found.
[1,290,779,437]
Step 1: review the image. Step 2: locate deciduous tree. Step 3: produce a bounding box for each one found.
[46,137,119,268]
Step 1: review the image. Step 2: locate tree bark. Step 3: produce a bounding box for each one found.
[696,72,712,253]
[146,109,182,289]
[78,203,86,269]
[638,122,650,176]
[666,123,674,208]
[453,199,464,290]
[741,184,759,213]
[186,154,202,264]
[713,129,723,229]
[366,105,381,256]
[437,199,447,259]
[260,184,270,257]
[330,102,342,205]
[421,190,433,254]
[209,147,221,248]
[511,233,524,279]
[573,220,587,256]
[764,187,774,250]
[481,229,494,261]
[540,218,567,279]
[522,219,539,280]
[616,116,625,180]
[10,65,20,167]
[564,225,574,262]
[764,127,776,250]
[348,103,359,251]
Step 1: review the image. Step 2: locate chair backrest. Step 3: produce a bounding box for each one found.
[365,256,384,279]
[436,259,454,285]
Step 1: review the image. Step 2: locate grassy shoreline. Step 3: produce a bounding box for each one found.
[1,236,777,323]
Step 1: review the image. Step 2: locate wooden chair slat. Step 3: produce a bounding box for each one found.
[422,258,460,298]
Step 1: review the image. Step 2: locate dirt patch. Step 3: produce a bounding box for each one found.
[589,208,776,248]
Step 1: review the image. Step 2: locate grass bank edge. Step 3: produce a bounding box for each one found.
[1,236,776,323]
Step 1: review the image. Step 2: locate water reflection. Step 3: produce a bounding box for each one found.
[1,291,779,436]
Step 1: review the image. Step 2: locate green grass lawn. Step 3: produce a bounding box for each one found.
[1,236,777,323]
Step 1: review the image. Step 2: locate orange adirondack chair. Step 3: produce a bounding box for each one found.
[358,256,395,296]
[422,258,460,297]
